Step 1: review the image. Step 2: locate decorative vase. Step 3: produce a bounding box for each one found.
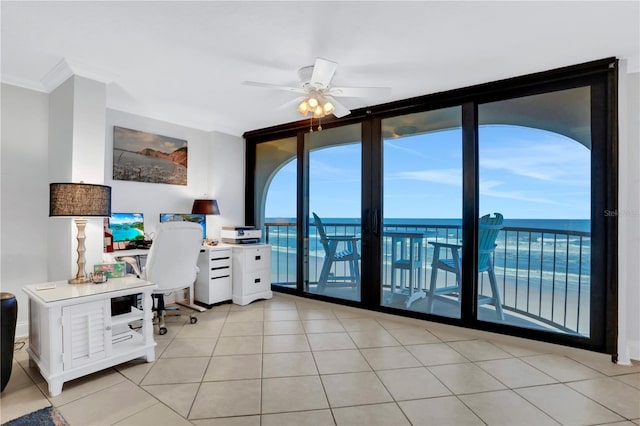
[1,292,18,392]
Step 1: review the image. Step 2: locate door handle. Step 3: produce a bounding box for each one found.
[373,208,380,236]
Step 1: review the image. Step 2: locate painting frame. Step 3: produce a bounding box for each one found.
[113,126,188,185]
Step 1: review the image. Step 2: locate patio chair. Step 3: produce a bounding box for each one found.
[426,213,504,319]
[313,213,361,292]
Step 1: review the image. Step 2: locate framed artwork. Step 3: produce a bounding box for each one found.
[113,126,188,185]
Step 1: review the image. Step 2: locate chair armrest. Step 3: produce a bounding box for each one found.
[428,241,462,250]
[119,256,142,278]
[326,235,360,241]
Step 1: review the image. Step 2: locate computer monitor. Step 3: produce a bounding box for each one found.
[159,213,206,240]
[110,213,145,243]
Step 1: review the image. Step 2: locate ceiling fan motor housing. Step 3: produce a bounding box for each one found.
[298,65,326,91]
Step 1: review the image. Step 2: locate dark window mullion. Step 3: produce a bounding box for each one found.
[297,130,308,293]
[461,102,479,322]
[361,116,382,308]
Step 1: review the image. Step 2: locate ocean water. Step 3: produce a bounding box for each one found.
[112,225,145,242]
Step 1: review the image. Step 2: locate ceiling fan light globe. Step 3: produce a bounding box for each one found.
[297,100,310,116]
[307,97,319,108]
[323,102,335,115]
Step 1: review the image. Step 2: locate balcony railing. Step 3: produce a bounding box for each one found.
[265,220,590,336]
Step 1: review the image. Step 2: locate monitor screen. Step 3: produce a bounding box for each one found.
[159,213,206,239]
[110,213,145,242]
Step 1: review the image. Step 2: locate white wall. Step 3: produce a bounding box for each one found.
[617,65,640,363]
[1,83,50,335]
[207,131,246,238]
[105,110,245,240]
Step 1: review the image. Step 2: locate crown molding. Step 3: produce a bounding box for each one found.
[1,74,48,92]
[40,58,73,92]
[41,58,117,92]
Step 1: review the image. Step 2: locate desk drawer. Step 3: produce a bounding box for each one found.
[244,271,271,295]
[209,257,231,271]
[243,247,271,273]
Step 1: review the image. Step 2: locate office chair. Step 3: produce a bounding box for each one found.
[122,221,205,335]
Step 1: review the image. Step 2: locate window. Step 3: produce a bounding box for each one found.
[245,58,617,354]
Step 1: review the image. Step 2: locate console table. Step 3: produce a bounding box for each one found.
[23,276,156,396]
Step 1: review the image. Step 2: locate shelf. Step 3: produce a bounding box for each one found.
[111,331,145,352]
[111,306,143,327]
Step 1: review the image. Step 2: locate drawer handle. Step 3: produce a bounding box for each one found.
[255,255,261,261]
[211,256,230,261]
[211,266,229,271]
[254,278,261,283]
[211,275,230,280]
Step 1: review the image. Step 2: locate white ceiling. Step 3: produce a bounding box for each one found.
[2,1,639,136]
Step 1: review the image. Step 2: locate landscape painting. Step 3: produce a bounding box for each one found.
[113,126,188,185]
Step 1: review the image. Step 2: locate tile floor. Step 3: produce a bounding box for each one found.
[1,292,640,426]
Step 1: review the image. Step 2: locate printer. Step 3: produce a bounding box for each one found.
[221,226,262,244]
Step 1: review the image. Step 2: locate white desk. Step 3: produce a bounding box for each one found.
[23,276,156,396]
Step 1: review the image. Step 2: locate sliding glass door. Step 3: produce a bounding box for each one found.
[304,124,362,302]
[477,87,593,337]
[380,107,463,318]
[255,137,298,288]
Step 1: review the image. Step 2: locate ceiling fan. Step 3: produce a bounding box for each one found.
[242,57,391,119]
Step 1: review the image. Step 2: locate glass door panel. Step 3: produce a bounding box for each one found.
[304,124,362,302]
[477,87,592,336]
[256,137,298,288]
[381,107,462,318]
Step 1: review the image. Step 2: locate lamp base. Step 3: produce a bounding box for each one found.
[68,276,90,284]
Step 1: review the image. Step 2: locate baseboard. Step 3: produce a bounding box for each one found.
[16,320,29,339]
[627,339,640,363]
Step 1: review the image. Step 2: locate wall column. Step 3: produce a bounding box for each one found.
[48,75,107,281]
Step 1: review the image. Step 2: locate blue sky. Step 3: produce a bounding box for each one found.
[265,125,591,220]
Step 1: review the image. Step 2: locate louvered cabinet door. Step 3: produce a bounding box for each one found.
[62,300,112,369]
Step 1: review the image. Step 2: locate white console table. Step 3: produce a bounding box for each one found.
[23,276,156,396]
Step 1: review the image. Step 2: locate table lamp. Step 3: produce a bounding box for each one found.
[50,182,112,284]
[191,198,220,216]
[192,198,220,245]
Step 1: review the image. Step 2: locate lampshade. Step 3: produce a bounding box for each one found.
[191,199,220,215]
[50,183,112,217]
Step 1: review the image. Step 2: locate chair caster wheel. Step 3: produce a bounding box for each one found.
[159,327,167,335]
[190,317,198,324]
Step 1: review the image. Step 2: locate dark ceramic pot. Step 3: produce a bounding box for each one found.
[1,292,18,392]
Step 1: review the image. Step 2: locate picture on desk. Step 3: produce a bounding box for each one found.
[160,213,206,240]
[110,213,145,243]
[113,126,188,186]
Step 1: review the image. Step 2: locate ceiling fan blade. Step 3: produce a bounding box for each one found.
[242,81,307,94]
[311,58,338,87]
[325,96,351,118]
[328,86,392,98]
[277,96,306,111]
